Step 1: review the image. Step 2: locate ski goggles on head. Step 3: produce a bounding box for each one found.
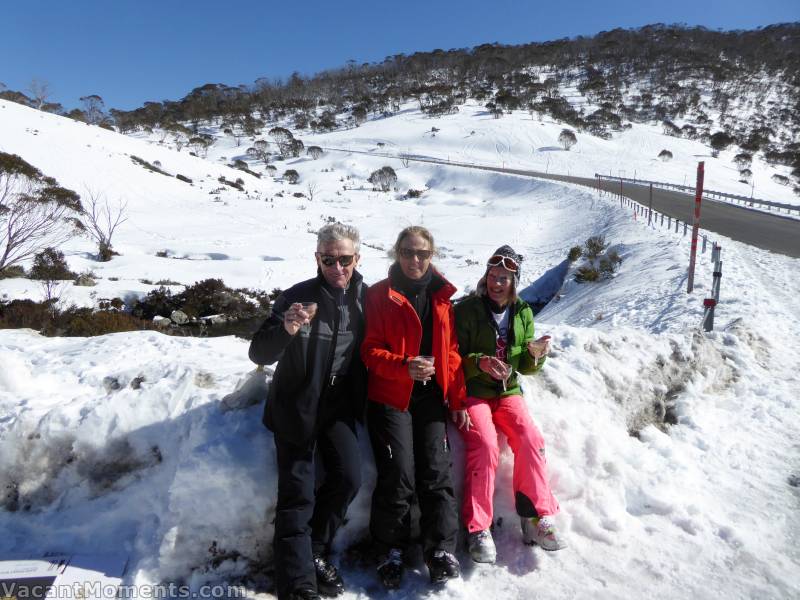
[318,254,355,267]
[487,254,519,272]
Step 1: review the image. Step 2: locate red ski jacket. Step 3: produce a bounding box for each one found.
[361,270,466,411]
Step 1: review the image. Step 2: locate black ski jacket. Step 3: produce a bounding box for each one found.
[248,271,368,447]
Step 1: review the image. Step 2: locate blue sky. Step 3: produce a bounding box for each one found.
[2,0,798,111]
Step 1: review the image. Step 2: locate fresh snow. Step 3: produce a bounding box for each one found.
[1,98,799,599]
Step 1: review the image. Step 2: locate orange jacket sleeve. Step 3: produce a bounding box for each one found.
[360,286,410,382]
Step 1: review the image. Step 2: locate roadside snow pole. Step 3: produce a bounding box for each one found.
[687,161,705,293]
[703,244,723,331]
[648,183,653,226]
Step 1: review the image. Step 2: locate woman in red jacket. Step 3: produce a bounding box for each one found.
[361,226,468,590]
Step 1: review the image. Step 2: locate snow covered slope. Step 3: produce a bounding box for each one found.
[290,100,798,206]
[1,99,799,599]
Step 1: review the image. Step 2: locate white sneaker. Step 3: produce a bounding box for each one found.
[521,516,567,551]
[467,529,497,563]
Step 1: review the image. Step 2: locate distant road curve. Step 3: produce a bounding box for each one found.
[322,146,800,258]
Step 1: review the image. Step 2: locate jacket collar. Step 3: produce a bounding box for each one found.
[316,268,364,294]
[386,267,455,305]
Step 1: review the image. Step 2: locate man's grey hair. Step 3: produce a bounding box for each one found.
[317,223,361,253]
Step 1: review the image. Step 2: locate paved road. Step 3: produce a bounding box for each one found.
[417,154,800,258]
[323,147,800,258]
[503,167,800,258]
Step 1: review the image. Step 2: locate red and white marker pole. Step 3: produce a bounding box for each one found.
[687,162,705,293]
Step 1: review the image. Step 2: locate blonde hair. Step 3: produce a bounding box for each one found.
[389,225,437,260]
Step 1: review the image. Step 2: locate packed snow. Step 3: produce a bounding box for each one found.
[1,98,799,599]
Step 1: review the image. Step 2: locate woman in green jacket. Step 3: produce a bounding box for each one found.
[454,245,565,563]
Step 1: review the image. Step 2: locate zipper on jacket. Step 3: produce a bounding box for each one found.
[320,286,344,397]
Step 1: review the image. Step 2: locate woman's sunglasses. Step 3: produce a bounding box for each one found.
[398,248,433,260]
[318,254,355,267]
[487,254,519,272]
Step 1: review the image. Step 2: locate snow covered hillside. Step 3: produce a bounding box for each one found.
[300,100,798,206]
[1,98,799,599]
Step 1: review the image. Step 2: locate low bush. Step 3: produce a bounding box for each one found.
[599,257,617,277]
[55,309,154,336]
[98,298,125,310]
[0,265,27,279]
[131,155,170,177]
[29,248,76,280]
[0,299,154,336]
[574,266,600,283]
[0,299,53,330]
[567,246,582,262]
[231,160,261,179]
[584,235,607,259]
[131,286,174,320]
[74,271,98,287]
[132,279,270,322]
[771,174,790,186]
[217,176,244,191]
[574,240,621,283]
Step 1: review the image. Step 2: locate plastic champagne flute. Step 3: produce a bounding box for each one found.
[530,335,551,367]
[300,302,318,323]
[418,355,435,385]
[501,361,513,392]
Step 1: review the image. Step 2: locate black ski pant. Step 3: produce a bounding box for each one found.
[272,400,361,599]
[367,391,458,560]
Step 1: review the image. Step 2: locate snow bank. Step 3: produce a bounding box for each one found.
[1,97,799,599]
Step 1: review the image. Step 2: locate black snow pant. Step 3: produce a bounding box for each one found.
[272,388,361,599]
[367,388,459,561]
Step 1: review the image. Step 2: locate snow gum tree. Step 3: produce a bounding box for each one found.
[368,166,397,192]
[0,152,83,271]
[246,140,271,166]
[26,79,51,110]
[269,127,294,157]
[79,94,106,125]
[558,129,577,151]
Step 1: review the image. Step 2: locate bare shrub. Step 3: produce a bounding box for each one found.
[80,188,127,261]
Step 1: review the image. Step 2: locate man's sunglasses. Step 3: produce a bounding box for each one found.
[487,254,519,272]
[318,254,355,267]
[398,248,433,260]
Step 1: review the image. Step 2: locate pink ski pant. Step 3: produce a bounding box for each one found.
[460,394,559,532]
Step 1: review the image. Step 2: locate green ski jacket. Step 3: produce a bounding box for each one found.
[454,295,545,399]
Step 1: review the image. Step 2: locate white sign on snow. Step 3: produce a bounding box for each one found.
[0,555,127,600]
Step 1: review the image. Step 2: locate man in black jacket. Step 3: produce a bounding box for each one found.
[249,223,367,600]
